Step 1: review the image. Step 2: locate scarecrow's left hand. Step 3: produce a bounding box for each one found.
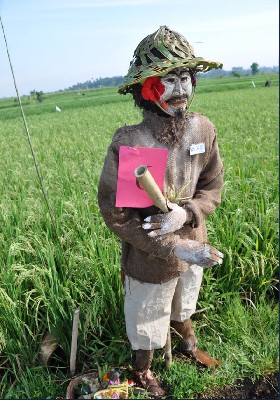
[142,201,193,237]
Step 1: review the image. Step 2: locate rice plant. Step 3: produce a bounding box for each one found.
[0,79,278,398]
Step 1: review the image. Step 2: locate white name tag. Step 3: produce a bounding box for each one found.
[190,142,205,155]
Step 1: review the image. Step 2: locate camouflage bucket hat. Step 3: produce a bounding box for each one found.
[119,26,223,95]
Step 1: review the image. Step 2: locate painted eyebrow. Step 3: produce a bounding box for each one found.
[180,70,190,75]
[164,70,190,78]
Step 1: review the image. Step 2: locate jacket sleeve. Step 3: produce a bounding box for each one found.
[97,140,177,259]
[184,132,224,228]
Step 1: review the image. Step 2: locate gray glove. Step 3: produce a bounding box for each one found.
[142,201,193,237]
[174,239,224,268]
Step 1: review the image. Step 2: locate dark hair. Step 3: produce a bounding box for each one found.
[131,83,169,117]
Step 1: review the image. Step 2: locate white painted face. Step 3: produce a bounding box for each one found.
[159,68,193,116]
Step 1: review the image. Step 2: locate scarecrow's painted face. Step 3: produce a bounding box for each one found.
[159,68,193,116]
[140,67,194,117]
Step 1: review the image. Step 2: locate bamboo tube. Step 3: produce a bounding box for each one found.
[134,165,168,213]
[134,165,172,367]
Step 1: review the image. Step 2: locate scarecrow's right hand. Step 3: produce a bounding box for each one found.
[173,239,224,268]
[142,202,193,237]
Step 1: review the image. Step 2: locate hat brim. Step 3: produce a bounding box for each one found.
[119,57,223,94]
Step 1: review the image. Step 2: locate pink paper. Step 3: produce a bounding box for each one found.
[116,146,168,208]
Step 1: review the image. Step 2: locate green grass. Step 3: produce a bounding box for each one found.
[0,75,278,398]
[160,295,278,398]
[1,73,278,120]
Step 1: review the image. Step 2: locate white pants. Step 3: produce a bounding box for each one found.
[124,265,203,350]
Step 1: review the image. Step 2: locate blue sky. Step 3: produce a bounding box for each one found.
[0,0,279,98]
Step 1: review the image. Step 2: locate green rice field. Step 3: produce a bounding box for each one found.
[0,74,278,398]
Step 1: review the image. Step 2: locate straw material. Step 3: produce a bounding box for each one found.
[119,26,223,94]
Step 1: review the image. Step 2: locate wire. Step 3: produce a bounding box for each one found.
[0,16,66,266]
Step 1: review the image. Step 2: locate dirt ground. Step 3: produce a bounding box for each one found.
[198,372,279,399]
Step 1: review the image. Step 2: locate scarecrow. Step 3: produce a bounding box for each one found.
[98,26,224,398]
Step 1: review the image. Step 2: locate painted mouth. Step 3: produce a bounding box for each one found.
[167,97,187,106]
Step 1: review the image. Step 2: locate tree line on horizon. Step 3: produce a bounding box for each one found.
[65,64,279,91]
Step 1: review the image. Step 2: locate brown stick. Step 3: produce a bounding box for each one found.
[164,326,172,368]
[70,308,80,377]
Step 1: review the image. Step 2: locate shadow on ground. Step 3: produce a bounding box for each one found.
[198,372,278,400]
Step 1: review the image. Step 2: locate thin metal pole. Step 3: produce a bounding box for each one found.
[1,17,81,377]
[0,16,66,264]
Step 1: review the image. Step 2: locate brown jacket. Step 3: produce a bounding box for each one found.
[98,110,223,284]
